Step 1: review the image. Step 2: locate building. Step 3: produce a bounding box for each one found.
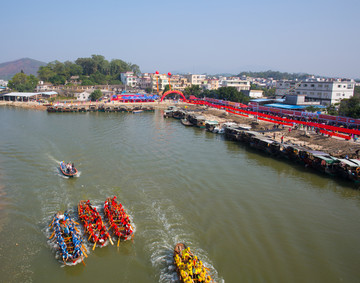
[120,72,138,88]
[36,81,53,92]
[276,78,355,106]
[0,80,8,87]
[183,74,206,85]
[220,77,251,91]
[248,90,264,98]
[138,73,152,90]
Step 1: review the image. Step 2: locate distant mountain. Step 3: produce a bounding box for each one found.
[0,58,47,80]
[237,70,312,81]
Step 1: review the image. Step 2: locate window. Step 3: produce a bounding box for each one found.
[311,84,315,87]
[347,84,353,89]
[318,84,323,87]
[304,84,308,87]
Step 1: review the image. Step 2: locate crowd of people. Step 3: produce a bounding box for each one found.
[104,196,133,242]
[174,246,212,283]
[78,200,109,246]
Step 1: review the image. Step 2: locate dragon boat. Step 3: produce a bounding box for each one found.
[49,212,87,265]
[174,243,213,283]
[60,161,78,177]
[78,200,113,250]
[104,196,134,246]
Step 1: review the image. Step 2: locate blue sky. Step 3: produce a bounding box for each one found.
[1,0,359,78]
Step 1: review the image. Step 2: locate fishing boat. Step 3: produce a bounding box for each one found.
[132,109,143,113]
[78,200,113,250]
[60,161,78,177]
[181,118,193,126]
[49,212,87,265]
[104,196,134,246]
[174,243,213,283]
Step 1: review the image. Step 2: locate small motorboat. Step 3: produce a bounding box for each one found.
[104,196,134,246]
[132,109,143,113]
[174,243,213,283]
[60,161,78,177]
[78,200,113,250]
[49,212,87,265]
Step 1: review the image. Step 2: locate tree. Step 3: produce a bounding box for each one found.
[183,85,201,98]
[338,96,360,118]
[305,105,318,113]
[145,87,152,94]
[89,89,103,101]
[326,104,338,116]
[8,73,38,92]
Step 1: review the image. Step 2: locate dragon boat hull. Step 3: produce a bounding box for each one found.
[50,212,85,265]
[104,196,134,246]
[174,243,213,283]
[78,200,112,249]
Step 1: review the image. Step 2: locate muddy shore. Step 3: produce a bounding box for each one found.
[1,101,359,158]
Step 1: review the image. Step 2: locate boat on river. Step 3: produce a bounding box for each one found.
[60,161,78,177]
[78,200,113,250]
[174,243,213,283]
[181,118,193,126]
[49,212,87,265]
[133,109,143,113]
[104,196,134,246]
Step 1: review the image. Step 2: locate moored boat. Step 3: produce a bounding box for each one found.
[181,118,193,126]
[49,212,87,265]
[60,161,78,177]
[78,200,113,250]
[174,243,213,283]
[104,196,134,246]
[133,109,143,113]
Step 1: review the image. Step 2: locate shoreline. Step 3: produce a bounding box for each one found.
[1,100,359,158]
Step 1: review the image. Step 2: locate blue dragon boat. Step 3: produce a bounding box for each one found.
[50,212,87,265]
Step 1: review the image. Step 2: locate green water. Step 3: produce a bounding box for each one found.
[0,107,360,283]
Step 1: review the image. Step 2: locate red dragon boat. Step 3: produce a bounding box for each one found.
[104,196,134,246]
[78,200,113,250]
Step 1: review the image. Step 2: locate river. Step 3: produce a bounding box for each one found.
[0,107,359,283]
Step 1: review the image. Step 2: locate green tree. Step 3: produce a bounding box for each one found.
[145,87,152,94]
[89,89,103,101]
[338,96,360,118]
[305,105,318,113]
[183,85,201,98]
[8,73,38,92]
[326,104,338,116]
[38,66,55,82]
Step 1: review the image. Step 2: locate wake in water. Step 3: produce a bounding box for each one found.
[136,190,224,283]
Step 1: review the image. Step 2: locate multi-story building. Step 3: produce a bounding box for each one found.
[120,72,138,88]
[276,78,355,105]
[202,78,219,91]
[220,77,251,91]
[183,74,206,85]
[150,73,169,92]
[138,73,152,90]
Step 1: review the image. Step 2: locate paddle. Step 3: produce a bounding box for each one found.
[92,238,98,251]
[117,237,121,247]
[107,233,114,245]
[81,244,88,253]
[82,259,86,266]
[81,248,88,258]
[49,231,55,239]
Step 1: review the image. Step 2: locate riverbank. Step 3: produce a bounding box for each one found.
[1,100,359,158]
[188,106,360,159]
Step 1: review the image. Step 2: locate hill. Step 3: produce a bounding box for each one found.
[238,70,312,81]
[0,58,47,80]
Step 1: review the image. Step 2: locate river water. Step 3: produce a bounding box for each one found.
[0,107,360,283]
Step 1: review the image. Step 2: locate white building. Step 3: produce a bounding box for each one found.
[276,78,355,106]
[75,91,92,101]
[220,77,251,91]
[0,80,8,87]
[120,72,138,88]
